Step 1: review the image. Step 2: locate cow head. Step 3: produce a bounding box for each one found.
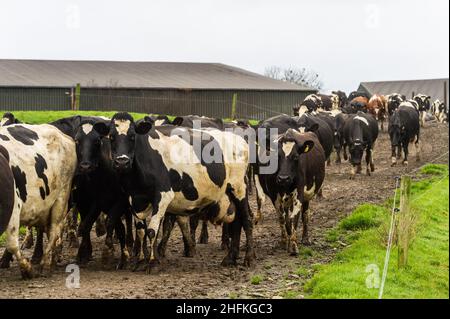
[74,120,108,173]
[413,94,431,112]
[295,115,320,134]
[331,90,348,108]
[348,138,365,165]
[275,129,314,189]
[387,94,405,115]
[0,112,20,126]
[94,112,152,172]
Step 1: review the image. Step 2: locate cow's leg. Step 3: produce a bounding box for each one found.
[335,146,341,164]
[5,208,33,279]
[66,207,79,248]
[397,145,402,160]
[221,223,230,250]
[402,142,409,165]
[391,145,397,166]
[287,197,302,256]
[157,214,176,258]
[31,228,44,264]
[415,136,421,162]
[198,220,209,244]
[350,165,356,179]
[343,144,348,161]
[103,202,127,265]
[77,207,100,264]
[189,214,200,243]
[221,218,241,267]
[275,198,288,249]
[114,218,129,270]
[235,196,254,267]
[254,174,266,224]
[247,166,253,195]
[300,201,311,245]
[146,191,174,272]
[177,216,196,257]
[39,196,68,276]
[125,211,134,251]
[365,148,373,176]
[131,219,146,271]
[95,212,107,237]
[0,250,13,268]
[21,227,34,250]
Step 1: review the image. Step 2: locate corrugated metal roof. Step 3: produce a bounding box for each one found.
[0,59,313,91]
[359,78,449,102]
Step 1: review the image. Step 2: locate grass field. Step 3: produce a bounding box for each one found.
[0,110,260,125]
[304,164,449,299]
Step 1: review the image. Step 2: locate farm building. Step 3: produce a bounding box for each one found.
[358,78,449,106]
[0,59,315,120]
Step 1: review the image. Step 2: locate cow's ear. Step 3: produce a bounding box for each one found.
[427,96,431,100]
[308,123,319,133]
[93,122,110,136]
[297,140,314,154]
[136,121,152,135]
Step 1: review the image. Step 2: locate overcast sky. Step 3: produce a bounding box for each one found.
[1,0,448,92]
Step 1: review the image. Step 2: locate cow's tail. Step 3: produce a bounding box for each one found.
[0,152,14,235]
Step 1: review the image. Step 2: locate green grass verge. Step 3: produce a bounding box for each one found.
[305,164,449,299]
[0,110,260,126]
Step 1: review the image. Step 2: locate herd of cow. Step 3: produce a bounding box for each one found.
[0,89,447,280]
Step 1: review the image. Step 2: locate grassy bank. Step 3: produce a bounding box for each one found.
[0,110,260,125]
[304,164,449,299]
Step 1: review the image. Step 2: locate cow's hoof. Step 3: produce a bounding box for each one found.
[243,255,254,267]
[0,257,11,269]
[31,253,43,265]
[349,175,355,180]
[146,260,161,274]
[116,255,129,271]
[366,168,371,176]
[221,255,237,267]
[183,247,196,258]
[370,163,375,172]
[220,241,230,251]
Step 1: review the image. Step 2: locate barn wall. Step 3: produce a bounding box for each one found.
[0,87,71,111]
[0,87,314,120]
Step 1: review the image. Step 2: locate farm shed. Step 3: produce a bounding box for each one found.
[0,59,315,120]
[358,78,449,106]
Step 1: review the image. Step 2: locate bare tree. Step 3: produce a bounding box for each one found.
[264,65,324,90]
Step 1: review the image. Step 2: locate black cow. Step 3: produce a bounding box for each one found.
[256,128,325,255]
[343,112,379,178]
[386,93,406,116]
[93,113,254,269]
[295,114,333,163]
[332,112,351,164]
[50,116,134,269]
[388,103,421,166]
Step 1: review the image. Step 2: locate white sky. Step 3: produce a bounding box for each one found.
[1,0,448,92]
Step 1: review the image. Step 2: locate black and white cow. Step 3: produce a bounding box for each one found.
[256,128,325,255]
[388,103,421,166]
[0,124,77,278]
[413,94,432,127]
[50,116,134,269]
[431,99,447,123]
[343,112,379,178]
[172,115,224,130]
[331,90,348,109]
[386,93,406,116]
[293,94,333,116]
[92,113,254,269]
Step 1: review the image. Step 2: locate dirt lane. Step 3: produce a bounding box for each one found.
[0,123,448,298]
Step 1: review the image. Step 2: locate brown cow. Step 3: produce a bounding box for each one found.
[368,94,388,131]
[349,96,369,114]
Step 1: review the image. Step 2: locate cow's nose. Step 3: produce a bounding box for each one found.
[114,156,130,168]
[79,161,92,171]
[276,175,292,185]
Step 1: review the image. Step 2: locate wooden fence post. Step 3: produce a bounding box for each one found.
[231,93,238,120]
[398,176,412,269]
[75,83,81,111]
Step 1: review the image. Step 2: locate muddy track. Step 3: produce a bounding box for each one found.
[0,123,448,299]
